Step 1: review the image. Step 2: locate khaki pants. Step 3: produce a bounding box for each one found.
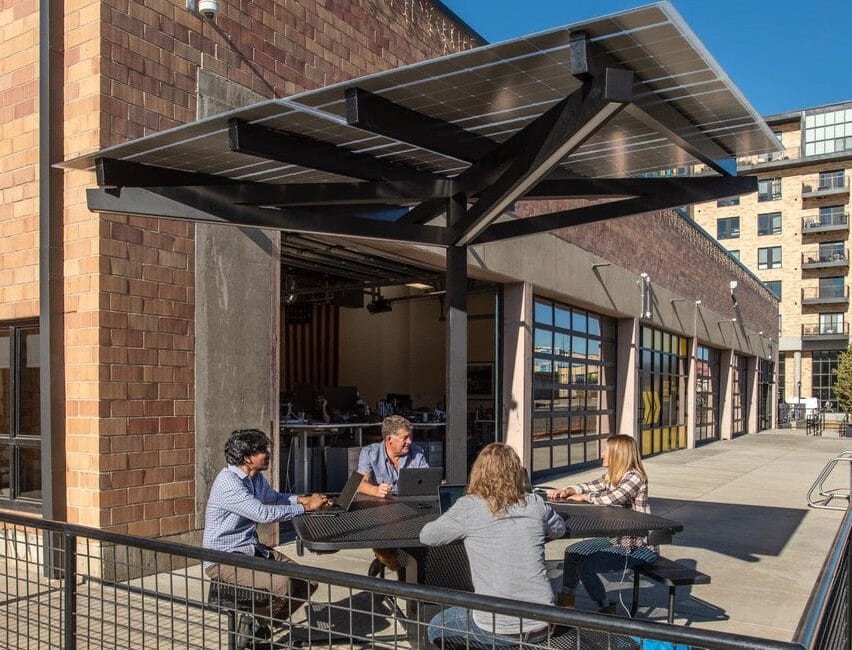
[205,549,317,620]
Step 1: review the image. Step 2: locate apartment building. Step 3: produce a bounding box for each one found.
[692,101,852,411]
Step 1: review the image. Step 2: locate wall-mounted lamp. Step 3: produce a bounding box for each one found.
[639,273,652,319]
[592,262,612,269]
[729,279,739,307]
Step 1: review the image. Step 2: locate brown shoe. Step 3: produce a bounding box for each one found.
[556,592,575,608]
[598,603,617,615]
[367,558,383,578]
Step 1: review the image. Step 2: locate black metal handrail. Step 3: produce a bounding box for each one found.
[802,214,849,230]
[793,505,851,649]
[802,322,850,337]
[802,249,849,265]
[802,286,849,301]
[0,511,811,650]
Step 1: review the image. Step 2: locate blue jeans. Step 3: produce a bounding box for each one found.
[427,607,546,648]
[562,538,657,606]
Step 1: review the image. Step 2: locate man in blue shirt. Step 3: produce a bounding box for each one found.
[203,429,329,637]
[356,415,428,578]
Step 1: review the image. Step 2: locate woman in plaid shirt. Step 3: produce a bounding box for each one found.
[547,434,657,614]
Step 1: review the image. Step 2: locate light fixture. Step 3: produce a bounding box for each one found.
[405,282,433,290]
[366,296,393,315]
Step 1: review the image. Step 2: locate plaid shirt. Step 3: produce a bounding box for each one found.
[202,465,304,567]
[576,470,652,552]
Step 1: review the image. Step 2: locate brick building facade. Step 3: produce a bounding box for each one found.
[1,0,482,536]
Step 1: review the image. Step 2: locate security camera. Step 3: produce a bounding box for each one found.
[729,280,738,291]
[198,0,219,18]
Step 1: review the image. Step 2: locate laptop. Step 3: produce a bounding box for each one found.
[307,470,362,516]
[438,484,466,514]
[397,467,443,498]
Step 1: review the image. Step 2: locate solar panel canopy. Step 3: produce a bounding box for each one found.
[64,1,780,185]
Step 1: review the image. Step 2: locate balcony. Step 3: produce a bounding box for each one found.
[801,285,849,305]
[802,248,849,269]
[802,322,849,340]
[801,212,849,234]
[802,176,849,199]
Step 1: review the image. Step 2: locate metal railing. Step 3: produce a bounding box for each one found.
[803,176,849,194]
[806,452,852,510]
[801,249,849,266]
[802,286,849,302]
[793,505,851,650]
[802,322,850,337]
[802,214,849,231]
[0,511,824,650]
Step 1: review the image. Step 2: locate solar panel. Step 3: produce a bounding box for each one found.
[63,1,780,183]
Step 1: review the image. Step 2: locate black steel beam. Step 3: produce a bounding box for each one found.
[235,179,452,206]
[87,186,447,246]
[449,67,634,245]
[474,175,758,243]
[96,158,244,188]
[345,87,496,162]
[527,175,754,200]
[228,119,438,187]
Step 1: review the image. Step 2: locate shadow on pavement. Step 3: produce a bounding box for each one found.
[650,497,807,561]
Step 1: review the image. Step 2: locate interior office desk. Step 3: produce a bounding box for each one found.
[279,421,380,493]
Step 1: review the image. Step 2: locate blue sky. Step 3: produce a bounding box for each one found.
[443,0,852,116]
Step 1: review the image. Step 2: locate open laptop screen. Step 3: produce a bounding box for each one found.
[438,484,466,513]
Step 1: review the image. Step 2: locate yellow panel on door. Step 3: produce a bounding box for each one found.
[641,429,652,456]
[661,427,671,452]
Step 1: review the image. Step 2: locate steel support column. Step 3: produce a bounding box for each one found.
[445,196,468,484]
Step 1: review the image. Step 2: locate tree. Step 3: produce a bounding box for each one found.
[833,346,852,416]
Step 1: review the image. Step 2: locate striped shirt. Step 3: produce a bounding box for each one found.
[202,465,304,567]
[575,470,653,552]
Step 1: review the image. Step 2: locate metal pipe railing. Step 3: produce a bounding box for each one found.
[0,510,843,650]
[793,505,852,650]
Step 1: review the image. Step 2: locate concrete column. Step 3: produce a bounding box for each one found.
[746,356,759,434]
[502,282,532,469]
[719,349,734,440]
[616,318,639,439]
[686,336,698,448]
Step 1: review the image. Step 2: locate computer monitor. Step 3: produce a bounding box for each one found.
[292,383,315,413]
[323,386,359,411]
[386,393,412,411]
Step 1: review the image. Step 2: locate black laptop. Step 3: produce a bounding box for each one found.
[307,470,362,516]
[397,467,443,498]
[438,484,466,513]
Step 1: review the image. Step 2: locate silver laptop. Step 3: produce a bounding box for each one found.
[307,470,362,515]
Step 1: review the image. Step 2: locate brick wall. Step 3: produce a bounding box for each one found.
[0,0,40,321]
[74,0,478,535]
[515,200,779,338]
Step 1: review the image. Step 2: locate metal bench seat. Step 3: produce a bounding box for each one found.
[630,557,710,623]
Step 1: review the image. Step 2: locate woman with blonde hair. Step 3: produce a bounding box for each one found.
[547,434,657,614]
[420,443,565,647]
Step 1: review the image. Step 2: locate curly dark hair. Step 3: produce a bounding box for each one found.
[224,429,271,466]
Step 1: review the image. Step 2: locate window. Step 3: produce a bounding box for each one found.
[0,323,41,509]
[813,351,841,411]
[532,299,616,477]
[757,212,782,235]
[818,205,846,227]
[818,241,845,262]
[764,280,782,299]
[717,217,740,240]
[731,355,748,437]
[728,249,740,261]
[695,345,720,444]
[819,313,844,334]
[757,246,782,269]
[803,103,852,156]
[758,178,782,202]
[819,170,846,190]
[638,327,688,456]
[716,196,740,207]
[819,276,845,299]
